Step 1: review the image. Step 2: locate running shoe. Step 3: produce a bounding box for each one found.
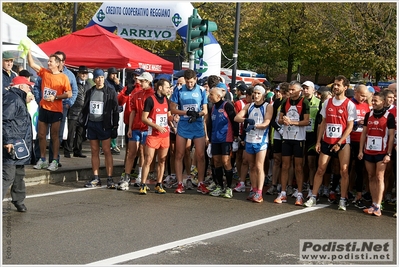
[186,177,194,190]
[247,191,256,201]
[190,167,198,177]
[117,180,129,191]
[233,182,246,193]
[197,183,210,194]
[338,198,347,211]
[354,199,367,209]
[373,207,382,217]
[107,178,116,189]
[328,191,337,204]
[84,178,101,188]
[274,193,287,204]
[223,187,233,199]
[252,192,263,203]
[295,195,304,206]
[139,184,147,195]
[47,160,59,171]
[164,175,177,189]
[133,177,141,187]
[206,181,217,191]
[363,205,375,215]
[155,185,166,194]
[210,186,223,197]
[304,196,317,207]
[33,158,49,170]
[175,183,185,194]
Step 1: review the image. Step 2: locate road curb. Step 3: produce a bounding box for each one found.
[24,166,125,186]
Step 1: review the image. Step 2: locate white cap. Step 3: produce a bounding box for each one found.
[137,72,153,82]
[302,81,315,88]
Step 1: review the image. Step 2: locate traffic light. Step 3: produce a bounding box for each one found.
[186,9,217,59]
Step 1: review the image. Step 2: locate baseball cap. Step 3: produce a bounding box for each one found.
[107,67,118,74]
[93,68,104,79]
[132,68,145,75]
[19,70,33,78]
[216,82,228,91]
[2,51,14,61]
[302,81,315,88]
[367,86,375,94]
[78,66,89,73]
[137,72,153,82]
[11,76,34,86]
[236,81,248,93]
[372,86,381,93]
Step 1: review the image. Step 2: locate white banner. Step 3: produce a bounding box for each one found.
[117,26,176,41]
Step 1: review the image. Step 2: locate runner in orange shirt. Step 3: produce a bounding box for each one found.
[27,49,71,171]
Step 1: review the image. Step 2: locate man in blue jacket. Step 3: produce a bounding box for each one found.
[3,76,34,212]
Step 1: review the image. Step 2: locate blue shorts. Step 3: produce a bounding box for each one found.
[245,142,268,155]
[177,120,205,140]
[87,121,111,141]
[129,129,148,145]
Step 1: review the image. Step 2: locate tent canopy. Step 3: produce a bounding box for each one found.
[2,11,27,45]
[38,25,173,74]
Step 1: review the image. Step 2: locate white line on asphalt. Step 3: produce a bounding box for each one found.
[2,186,105,202]
[86,204,329,265]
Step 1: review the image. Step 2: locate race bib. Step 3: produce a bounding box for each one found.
[326,123,342,138]
[286,125,300,139]
[156,114,168,127]
[306,118,314,132]
[366,136,383,151]
[183,104,198,118]
[43,87,57,100]
[90,101,104,115]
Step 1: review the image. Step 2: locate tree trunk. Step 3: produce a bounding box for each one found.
[286,53,294,82]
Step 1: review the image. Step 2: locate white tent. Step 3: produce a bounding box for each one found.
[1,11,27,45]
[1,11,48,68]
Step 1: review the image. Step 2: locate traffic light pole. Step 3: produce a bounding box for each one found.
[231,3,241,89]
[189,52,195,70]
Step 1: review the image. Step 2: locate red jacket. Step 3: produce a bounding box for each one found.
[117,83,142,125]
[130,88,155,131]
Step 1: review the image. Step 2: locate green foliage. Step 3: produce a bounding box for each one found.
[3,2,396,83]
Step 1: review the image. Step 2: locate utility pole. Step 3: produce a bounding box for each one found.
[231,3,241,89]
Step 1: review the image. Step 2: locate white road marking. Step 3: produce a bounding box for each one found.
[86,204,329,265]
[2,186,105,202]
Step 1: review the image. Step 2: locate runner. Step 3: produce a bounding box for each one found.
[304,75,357,210]
[359,92,395,216]
[234,85,273,203]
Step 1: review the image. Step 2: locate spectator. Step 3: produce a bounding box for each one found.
[3,76,34,212]
[2,51,17,90]
[64,66,91,158]
[105,67,123,155]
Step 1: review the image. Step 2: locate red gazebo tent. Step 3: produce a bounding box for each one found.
[38,24,173,73]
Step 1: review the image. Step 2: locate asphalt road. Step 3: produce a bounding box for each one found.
[2,181,397,266]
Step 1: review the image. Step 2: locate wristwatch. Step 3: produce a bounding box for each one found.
[55,95,58,100]
[387,153,392,157]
